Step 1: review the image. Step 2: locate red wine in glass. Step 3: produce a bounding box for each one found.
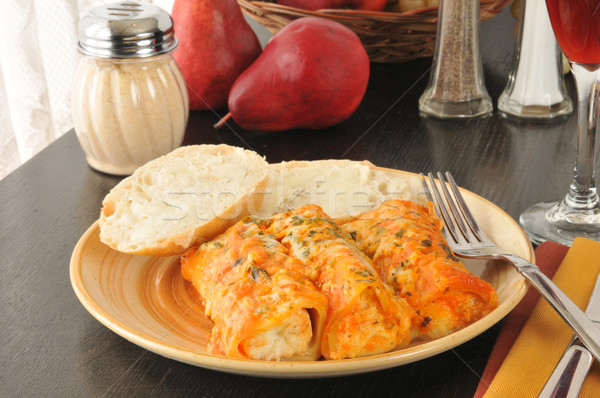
[520,0,600,244]
[546,0,600,64]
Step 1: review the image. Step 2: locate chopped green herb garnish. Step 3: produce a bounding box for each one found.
[421,316,432,328]
[355,269,373,278]
[250,266,270,282]
[443,245,460,262]
[394,229,406,239]
[232,257,244,267]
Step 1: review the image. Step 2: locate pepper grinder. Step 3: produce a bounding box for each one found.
[497,0,572,119]
[419,0,492,118]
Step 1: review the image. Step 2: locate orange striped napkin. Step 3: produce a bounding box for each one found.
[475,237,600,398]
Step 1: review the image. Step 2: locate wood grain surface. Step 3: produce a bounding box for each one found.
[1,8,590,397]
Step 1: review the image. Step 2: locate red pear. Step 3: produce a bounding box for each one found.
[172,0,262,110]
[219,17,370,131]
[277,0,346,9]
[277,0,387,11]
[355,0,388,10]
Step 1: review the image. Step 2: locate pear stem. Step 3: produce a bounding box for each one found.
[214,112,232,130]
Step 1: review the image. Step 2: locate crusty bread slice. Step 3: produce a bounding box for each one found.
[254,160,410,222]
[99,144,268,256]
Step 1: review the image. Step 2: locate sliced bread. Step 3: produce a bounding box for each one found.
[99,144,268,256]
[254,159,410,222]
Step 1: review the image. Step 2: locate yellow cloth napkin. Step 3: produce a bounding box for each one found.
[483,237,600,398]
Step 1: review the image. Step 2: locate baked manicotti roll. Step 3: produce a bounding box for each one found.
[267,204,412,360]
[341,200,498,341]
[181,218,328,361]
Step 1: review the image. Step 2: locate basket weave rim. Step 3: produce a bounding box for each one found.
[238,0,513,62]
[238,0,512,21]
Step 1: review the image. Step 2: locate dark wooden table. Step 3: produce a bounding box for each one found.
[1,8,588,397]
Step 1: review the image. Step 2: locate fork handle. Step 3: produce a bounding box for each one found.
[504,253,600,363]
[539,337,593,398]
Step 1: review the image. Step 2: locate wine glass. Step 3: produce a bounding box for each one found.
[519,0,600,245]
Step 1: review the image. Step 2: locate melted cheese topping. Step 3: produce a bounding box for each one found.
[332,288,400,359]
[267,204,411,359]
[180,200,498,361]
[342,200,498,340]
[181,218,328,361]
[243,309,312,361]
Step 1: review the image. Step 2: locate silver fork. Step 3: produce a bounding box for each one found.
[420,171,600,363]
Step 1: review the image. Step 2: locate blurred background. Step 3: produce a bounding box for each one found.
[0,0,174,180]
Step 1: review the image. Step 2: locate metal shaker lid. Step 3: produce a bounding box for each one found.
[78,1,177,58]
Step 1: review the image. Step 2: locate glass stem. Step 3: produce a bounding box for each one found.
[564,63,600,210]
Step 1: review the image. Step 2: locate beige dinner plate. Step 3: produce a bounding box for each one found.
[70,169,533,378]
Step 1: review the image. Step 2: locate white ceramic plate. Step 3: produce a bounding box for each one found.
[70,169,533,378]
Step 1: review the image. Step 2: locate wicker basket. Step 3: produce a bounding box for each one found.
[238,0,512,63]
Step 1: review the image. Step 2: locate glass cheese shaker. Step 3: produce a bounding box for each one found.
[72,1,189,176]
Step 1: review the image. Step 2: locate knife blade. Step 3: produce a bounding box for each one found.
[539,273,600,398]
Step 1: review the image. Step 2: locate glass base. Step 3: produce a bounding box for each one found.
[497,95,573,120]
[520,200,600,246]
[418,96,493,119]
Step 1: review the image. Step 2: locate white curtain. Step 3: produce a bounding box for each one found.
[0,0,174,180]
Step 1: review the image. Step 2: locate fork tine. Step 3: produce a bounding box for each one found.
[445,172,488,243]
[435,172,475,243]
[422,172,461,244]
[418,173,433,203]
